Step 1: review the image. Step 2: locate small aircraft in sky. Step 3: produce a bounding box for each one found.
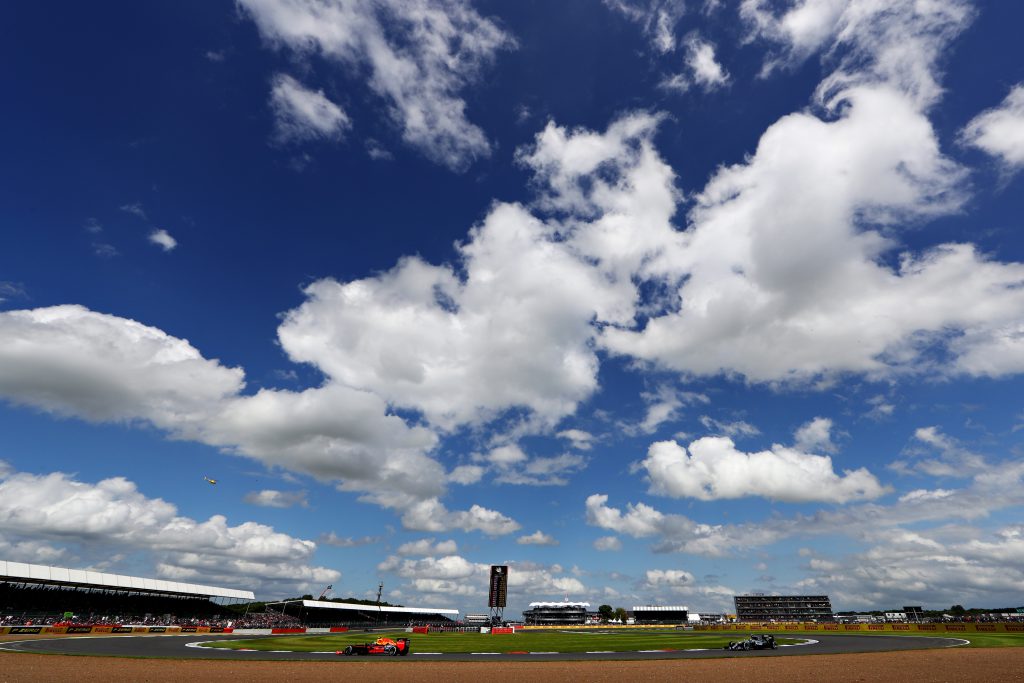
[204,476,217,485]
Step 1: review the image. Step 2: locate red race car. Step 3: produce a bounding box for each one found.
[337,637,411,656]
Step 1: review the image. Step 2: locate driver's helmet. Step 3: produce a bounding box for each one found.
[375,637,396,645]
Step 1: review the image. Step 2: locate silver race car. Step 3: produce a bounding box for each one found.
[724,634,778,651]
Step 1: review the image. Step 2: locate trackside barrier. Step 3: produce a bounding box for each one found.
[232,628,273,635]
[270,627,306,634]
[519,624,679,630]
[1,625,232,635]
[329,626,349,633]
[411,626,429,634]
[491,627,515,634]
[305,628,332,634]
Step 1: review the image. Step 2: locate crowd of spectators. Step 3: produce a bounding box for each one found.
[0,610,302,629]
[229,611,301,629]
[405,620,482,633]
[832,613,1024,625]
[0,583,373,628]
[913,614,1024,624]
[0,582,263,628]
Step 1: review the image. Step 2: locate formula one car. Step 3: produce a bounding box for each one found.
[724,634,777,651]
[337,637,411,656]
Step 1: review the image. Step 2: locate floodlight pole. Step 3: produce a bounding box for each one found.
[377,581,383,626]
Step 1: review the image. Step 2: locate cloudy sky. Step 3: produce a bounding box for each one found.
[2,0,1023,616]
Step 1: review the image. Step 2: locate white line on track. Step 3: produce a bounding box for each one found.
[470,652,501,655]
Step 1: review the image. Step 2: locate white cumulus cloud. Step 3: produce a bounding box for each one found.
[148,229,178,251]
[594,536,623,551]
[662,33,729,93]
[644,568,695,588]
[961,84,1024,171]
[601,88,1024,383]
[794,417,837,454]
[400,498,520,536]
[0,305,244,427]
[238,0,515,170]
[517,530,559,546]
[0,305,523,533]
[0,466,337,592]
[395,538,458,556]
[243,489,308,508]
[270,73,351,143]
[640,436,888,503]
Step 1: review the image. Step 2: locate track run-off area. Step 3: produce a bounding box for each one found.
[0,632,968,661]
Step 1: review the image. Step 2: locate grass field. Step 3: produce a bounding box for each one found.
[203,629,1024,653]
[204,630,794,653]
[818,631,1024,648]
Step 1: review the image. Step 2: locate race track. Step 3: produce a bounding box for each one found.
[0,633,968,661]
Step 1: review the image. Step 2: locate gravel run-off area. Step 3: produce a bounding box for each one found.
[3,646,1024,682]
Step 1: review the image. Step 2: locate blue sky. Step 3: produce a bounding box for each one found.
[2,0,1024,617]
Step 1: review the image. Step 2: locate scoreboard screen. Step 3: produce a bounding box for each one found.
[488,565,508,608]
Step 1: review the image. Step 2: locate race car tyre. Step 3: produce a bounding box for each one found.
[384,643,398,656]
[771,642,777,649]
[343,645,354,656]
[742,642,750,650]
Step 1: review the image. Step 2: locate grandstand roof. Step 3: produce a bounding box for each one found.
[0,560,254,601]
[632,605,688,611]
[527,601,590,608]
[272,599,458,617]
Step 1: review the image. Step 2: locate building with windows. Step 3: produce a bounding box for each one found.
[733,594,833,622]
[631,605,688,624]
[522,601,589,625]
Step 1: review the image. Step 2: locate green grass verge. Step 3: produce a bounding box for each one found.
[204,630,797,653]
[204,629,1024,653]
[793,631,1024,648]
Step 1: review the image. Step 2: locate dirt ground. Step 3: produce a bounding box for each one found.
[2,642,1023,682]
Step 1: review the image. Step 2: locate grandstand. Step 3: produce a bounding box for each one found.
[264,598,459,627]
[734,594,834,622]
[632,605,688,624]
[1,560,254,627]
[522,601,590,625]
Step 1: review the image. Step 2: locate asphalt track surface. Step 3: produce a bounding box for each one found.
[0,633,969,662]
